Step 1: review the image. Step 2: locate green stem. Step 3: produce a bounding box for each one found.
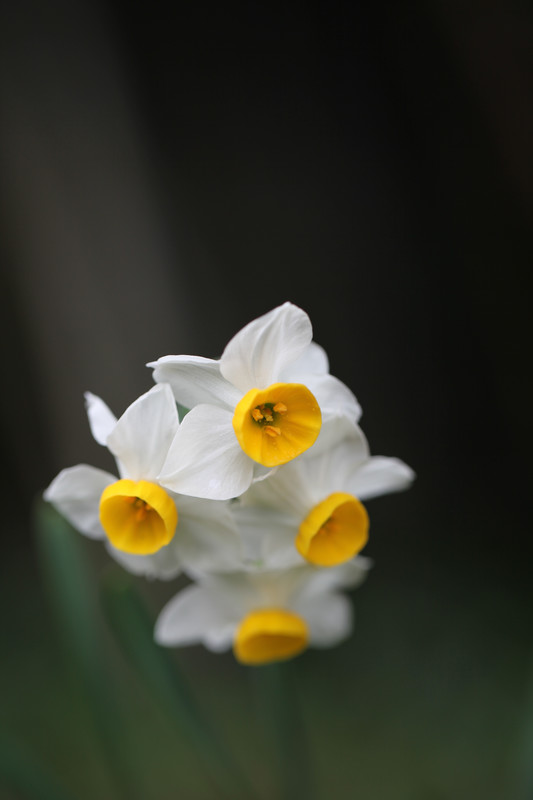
[252,660,314,800]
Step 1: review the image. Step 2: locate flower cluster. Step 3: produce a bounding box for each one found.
[45,303,414,666]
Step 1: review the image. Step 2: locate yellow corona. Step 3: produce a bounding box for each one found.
[232,382,321,467]
[295,492,368,566]
[234,608,309,665]
[99,479,177,555]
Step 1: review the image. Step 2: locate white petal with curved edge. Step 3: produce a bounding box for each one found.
[175,495,244,572]
[295,592,353,648]
[44,464,116,539]
[106,384,179,481]
[84,392,117,446]
[297,556,372,598]
[155,584,236,647]
[243,418,370,512]
[158,404,254,500]
[203,624,236,652]
[296,426,370,504]
[349,456,415,500]
[303,373,362,425]
[220,302,313,392]
[105,538,182,581]
[280,341,329,377]
[242,459,313,517]
[232,504,302,569]
[148,355,240,410]
[308,415,369,460]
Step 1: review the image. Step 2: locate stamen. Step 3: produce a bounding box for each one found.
[264,425,281,437]
[273,402,287,414]
[252,408,264,421]
[135,507,148,522]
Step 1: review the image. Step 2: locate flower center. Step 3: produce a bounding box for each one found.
[232,383,321,467]
[295,492,368,566]
[233,608,308,665]
[99,479,178,555]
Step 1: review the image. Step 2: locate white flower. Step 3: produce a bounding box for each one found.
[155,557,371,665]
[44,384,241,579]
[149,302,361,500]
[241,416,415,567]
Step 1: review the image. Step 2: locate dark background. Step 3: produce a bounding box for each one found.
[1,1,532,798]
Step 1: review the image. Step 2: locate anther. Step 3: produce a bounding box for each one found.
[252,408,264,422]
[273,402,287,414]
[264,425,281,437]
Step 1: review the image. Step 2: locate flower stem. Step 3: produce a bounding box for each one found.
[252,660,315,800]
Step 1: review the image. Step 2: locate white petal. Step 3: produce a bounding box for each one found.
[154,584,235,648]
[280,341,329,378]
[105,539,182,581]
[242,459,313,518]
[293,556,372,599]
[175,495,244,572]
[295,592,353,648]
[244,418,369,512]
[350,457,415,501]
[303,373,362,425]
[310,415,369,458]
[295,424,370,503]
[106,384,179,481]
[84,392,117,446]
[248,566,316,609]
[43,464,116,539]
[158,405,254,500]
[220,302,313,392]
[203,624,236,652]
[232,504,302,569]
[148,355,240,410]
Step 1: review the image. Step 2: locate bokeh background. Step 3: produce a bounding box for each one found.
[1,1,532,798]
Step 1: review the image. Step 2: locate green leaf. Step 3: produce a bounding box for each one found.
[0,733,74,800]
[100,569,253,799]
[33,500,140,800]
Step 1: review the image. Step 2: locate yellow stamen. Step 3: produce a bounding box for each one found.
[233,608,308,665]
[264,425,281,437]
[232,382,321,467]
[295,492,369,566]
[99,479,178,555]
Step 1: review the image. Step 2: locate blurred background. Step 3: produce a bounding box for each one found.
[1,1,532,798]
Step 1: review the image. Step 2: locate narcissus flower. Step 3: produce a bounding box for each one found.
[155,558,371,665]
[44,385,241,578]
[241,417,415,567]
[150,302,361,500]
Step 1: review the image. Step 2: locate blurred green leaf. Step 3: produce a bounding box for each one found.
[0,733,74,800]
[33,500,139,800]
[100,569,253,799]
